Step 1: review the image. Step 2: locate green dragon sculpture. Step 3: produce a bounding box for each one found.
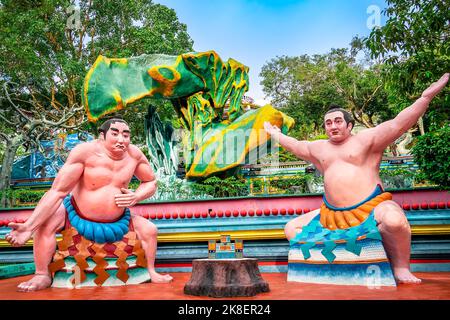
[83,50,294,179]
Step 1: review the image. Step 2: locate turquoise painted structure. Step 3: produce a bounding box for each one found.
[287,214,396,286]
[0,188,449,279]
[11,133,93,185]
[286,185,397,286]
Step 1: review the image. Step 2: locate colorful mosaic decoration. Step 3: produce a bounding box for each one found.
[83,51,294,179]
[49,226,148,288]
[48,198,149,288]
[208,235,244,259]
[288,186,397,286]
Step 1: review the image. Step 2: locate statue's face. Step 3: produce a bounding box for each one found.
[101,122,131,154]
[324,111,352,143]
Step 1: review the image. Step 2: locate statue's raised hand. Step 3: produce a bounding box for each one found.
[263,121,282,137]
[422,73,449,100]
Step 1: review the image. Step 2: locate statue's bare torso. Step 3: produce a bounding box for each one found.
[308,133,383,206]
[72,140,141,221]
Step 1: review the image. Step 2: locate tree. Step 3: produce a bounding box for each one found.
[363,0,449,188]
[0,82,83,206]
[0,0,193,198]
[364,0,449,131]
[260,48,393,139]
[412,126,449,189]
[0,0,193,136]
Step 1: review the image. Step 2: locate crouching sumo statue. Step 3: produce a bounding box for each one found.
[5,118,173,291]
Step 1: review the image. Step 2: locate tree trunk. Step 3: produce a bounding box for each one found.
[184,258,270,298]
[418,116,425,135]
[0,136,21,207]
[389,143,398,157]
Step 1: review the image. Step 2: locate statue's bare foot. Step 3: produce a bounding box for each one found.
[17,274,52,292]
[394,268,422,284]
[149,270,173,283]
[5,222,33,247]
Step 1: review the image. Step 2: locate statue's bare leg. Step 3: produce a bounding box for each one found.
[374,200,421,284]
[131,215,173,283]
[17,203,65,292]
[284,209,320,240]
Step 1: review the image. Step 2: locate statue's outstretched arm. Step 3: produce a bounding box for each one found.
[367,73,449,152]
[263,121,314,163]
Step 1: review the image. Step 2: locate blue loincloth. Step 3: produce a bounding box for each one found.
[63,194,130,243]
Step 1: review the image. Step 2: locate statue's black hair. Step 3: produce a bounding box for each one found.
[98,117,129,136]
[324,104,355,129]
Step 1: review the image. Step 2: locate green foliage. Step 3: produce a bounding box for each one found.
[251,179,264,194]
[380,167,415,177]
[269,174,312,194]
[278,148,299,162]
[0,188,14,205]
[260,49,392,139]
[379,167,416,189]
[0,0,194,145]
[191,176,249,198]
[310,134,328,141]
[0,0,194,194]
[153,178,206,201]
[412,126,450,189]
[0,188,47,206]
[128,180,140,190]
[364,0,449,131]
[14,189,47,204]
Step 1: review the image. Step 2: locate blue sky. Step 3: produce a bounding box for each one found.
[155,0,387,103]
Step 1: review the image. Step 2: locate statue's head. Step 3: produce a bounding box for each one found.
[98,118,130,155]
[324,105,354,143]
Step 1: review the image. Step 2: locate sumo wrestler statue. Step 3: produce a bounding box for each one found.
[264,73,449,284]
[6,118,173,291]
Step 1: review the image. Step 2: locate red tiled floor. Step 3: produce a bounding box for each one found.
[0,272,449,300]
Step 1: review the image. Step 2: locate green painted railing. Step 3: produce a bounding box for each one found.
[0,263,35,279]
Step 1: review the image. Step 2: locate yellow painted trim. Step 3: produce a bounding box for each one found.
[289,259,389,265]
[109,58,128,65]
[83,55,106,122]
[157,229,284,242]
[157,224,450,242]
[1,225,449,247]
[411,225,450,235]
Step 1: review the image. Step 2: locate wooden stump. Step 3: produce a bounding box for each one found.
[184,258,270,298]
